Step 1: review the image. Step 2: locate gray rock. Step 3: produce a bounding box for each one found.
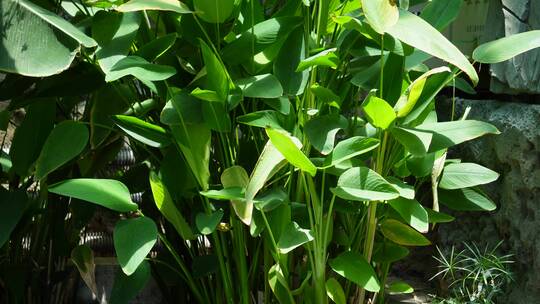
[484,0,540,94]
[437,98,540,303]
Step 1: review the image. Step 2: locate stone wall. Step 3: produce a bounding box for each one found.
[437,99,540,303]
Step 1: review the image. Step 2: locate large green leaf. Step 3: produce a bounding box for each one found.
[362,95,396,130]
[196,210,224,235]
[117,0,191,13]
[416,120,500,152]
[114,217,157,275]
[296,48,339,72]
[0,0,94,76]
[235,74,283,99]
[380,219,430,246]
[35,121,89,180]
[330,251,380,292]
[136,33,177,62]
[388,198,429,233]
[90,85,132,148]
[305,115,348,155]
[199,39,229,101]
[193,0,234,23]
[9,100,55,177]
[326,278,346,304]
[0,190,28,247]
[149,172,194,240]
[372,242,409,263]
[277,222,314,254]
[322,137,379,168]
[391,127,432,155]
[361,0,399,34]
[274,27,309,96]
[439,187,496,211]
[420,0,463,31]
[221,166,252,225]
[473,30,540,64]
[221,17,303,65]
[268,264,295,304]
[245,141,287,213]
[105,56,176,82]
[237,110,285,130]
[266,128,317,176]
[387,9,478,85]
[93,12,141,73]
[49,179,138,212]
[332,167,399,201]
[439,163,499,190]
[112,115,170,148]
[109,260,151,304]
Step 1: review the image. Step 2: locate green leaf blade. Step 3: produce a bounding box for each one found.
[330,251,380,292]
[114,217,158,275]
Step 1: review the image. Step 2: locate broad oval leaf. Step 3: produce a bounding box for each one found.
[105,56,176,82]
[388,281,414,295]
[35,121,89,180]
[473,30,540,64]
[305,115,348,155]
[391,127,433,156]
[109,260,151,304]
[194,0,234,23]
[362,95,396,130]
[274,27,309,96]
[361,0,399,34]
[439,162,499,190]
[326,278,346,304]
[199,39,230,101]
[426,208,455,223]
[372,242,409,263]
[149,172,194,240]
[332,167,399,201]
[277,222,314,254]
[439,187,496,211]
[49,179,138,212]
[388,198,429,233]
[296,48,339,72]
[386,177,415,199]
[237,110,285,130]
[322,137,379,168]
[117,0,191,13]
[380,219,431,246]
[196,209,224,235]
[266,128,317,176]
[136,33,177,62]
[417,120,500,152]
[387,9,478,85]
[114,217,158,275]
[113,115,171,148]
[235,74,283,99]
[329,251,380,292]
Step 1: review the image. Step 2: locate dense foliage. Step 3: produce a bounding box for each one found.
[0,0,537,303]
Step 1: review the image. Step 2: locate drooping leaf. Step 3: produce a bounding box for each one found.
[9,100,55,177]
[221,166,252,225]
[235,74,283,99]
[330,251,380,292]
[109,260,151,304]
[426,208,455,223]
[439,162,499,190]
[237,110,285,130]
[332,167,399,201]
[105,56,176,82]
[112,115,170,148]
[277,222,314,254]
[473,30,540,64]
[388,281,414,295]
[439,187,496,211]
[361,0,399,34]
[149,172,194,240]
[362,95,396,130]
[114,217,157,275]
[305,115,348,155]
[49,179,138,212]
[0,190,28,247]
[117,0,191,13]
[93,12,141,73]
[387,9,478,84]
[391,127,433,155]
[322,137,379,168]
[266,128,317,176]
[274,27,309,96]
[326,278,346,304]
[296,48,339,72]
[35,121,89,180]
[0,0,93,76]
[196,209,224,235]
[380,219,431,246]
[71,245,98,296]
[193,0,234,23]
[388,198,429,233]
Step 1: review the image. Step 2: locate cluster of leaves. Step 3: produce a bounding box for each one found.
[0,0,537,303]
[431,243,514,304]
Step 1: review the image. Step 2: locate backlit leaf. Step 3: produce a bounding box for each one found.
[330,251,380,292]
[114,217,157,275]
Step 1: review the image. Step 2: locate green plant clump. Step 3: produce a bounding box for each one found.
[0,0,537,303]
